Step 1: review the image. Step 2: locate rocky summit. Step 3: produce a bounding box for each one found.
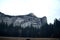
[0,12,47,28]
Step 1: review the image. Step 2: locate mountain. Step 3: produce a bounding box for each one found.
[0,12,47,28]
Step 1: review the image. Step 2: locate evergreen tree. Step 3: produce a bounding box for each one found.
[53,19,60,38]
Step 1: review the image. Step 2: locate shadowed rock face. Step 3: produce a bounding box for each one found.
[0,12,47,28]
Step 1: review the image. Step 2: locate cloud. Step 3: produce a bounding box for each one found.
[0,0,60,23]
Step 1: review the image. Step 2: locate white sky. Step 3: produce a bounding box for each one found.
[0,0,60,24]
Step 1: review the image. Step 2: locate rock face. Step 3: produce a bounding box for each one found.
[0,12,47,28]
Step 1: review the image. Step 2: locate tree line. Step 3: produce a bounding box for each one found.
[0,19,60,38]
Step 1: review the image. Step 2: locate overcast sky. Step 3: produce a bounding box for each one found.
[0,0,60,24]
